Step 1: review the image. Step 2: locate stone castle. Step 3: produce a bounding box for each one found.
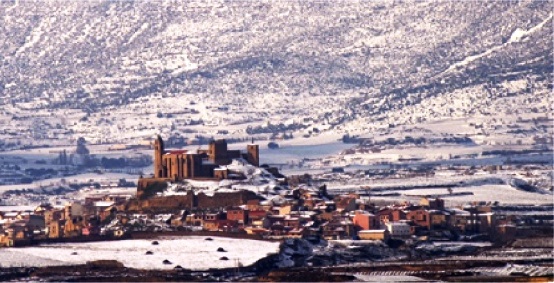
[137,136,260,201]
[153,135,259,180]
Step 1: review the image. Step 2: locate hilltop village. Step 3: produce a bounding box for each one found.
[0,136,551,249]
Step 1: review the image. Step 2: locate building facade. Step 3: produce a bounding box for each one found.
[153,136,259,180]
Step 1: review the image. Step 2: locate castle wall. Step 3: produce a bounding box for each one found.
[143,195,194,210]
[137,177,171,199]
[139,190,261,210]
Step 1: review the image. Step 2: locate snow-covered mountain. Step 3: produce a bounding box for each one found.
[0,0,551,146]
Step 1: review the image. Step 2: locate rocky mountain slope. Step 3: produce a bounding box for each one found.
[0,0,551,146]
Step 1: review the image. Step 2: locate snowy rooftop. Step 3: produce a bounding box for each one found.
[94,201,115,207]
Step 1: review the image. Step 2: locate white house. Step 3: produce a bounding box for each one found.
[385,222,412,238]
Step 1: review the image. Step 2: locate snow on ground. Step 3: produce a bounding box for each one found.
[442,12,552,75]
[259,142,352,164]
[371,184,552,206]
[0,172,139,194]
[0,205,36,212]
[163,159,282,197]
[0,236,280,270]
[326,171,552,206]
[416,241,492,253]
[354,274,428,282]
[467,264,553,277]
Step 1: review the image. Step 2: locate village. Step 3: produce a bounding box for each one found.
[0,136,552,283]
[0,139,550,249]
[1,187,551,248]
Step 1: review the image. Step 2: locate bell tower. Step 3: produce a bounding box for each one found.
[154,135,165,178]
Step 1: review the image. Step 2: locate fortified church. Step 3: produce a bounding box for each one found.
[137,135,262,201]
[153,135,259,180]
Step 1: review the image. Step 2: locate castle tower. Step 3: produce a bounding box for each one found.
[208,139,229,165]
[154,135,165,178]
[246,143,259,167]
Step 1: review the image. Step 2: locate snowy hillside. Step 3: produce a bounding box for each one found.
[0,1,551,147]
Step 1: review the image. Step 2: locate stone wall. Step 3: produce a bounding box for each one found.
[142,195,194,210]
[139,190,262,211]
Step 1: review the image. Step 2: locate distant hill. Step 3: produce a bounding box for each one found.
[0,1,551,146]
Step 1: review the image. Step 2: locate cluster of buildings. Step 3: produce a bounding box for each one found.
[133,189,523,243]
[0,185,547,247]
[1,136,549,247]
[0,194,132,247]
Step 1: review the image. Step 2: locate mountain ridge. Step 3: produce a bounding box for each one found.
[0,0,551,146]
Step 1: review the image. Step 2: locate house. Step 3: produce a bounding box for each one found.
[263,215,286,229]
[48,220,62,238]
[430,210,449,229]
[391,209,407,222]
[335,195,357,212]
[2,222,30,244]
[283,216,300,230]
[203,219,219,231]
[170,214,185,227]
[477,212,495,234]
[218,219,242,232]
[420,197,445,210]
[248,209,267,227]
[352,210,380,231]
[448,208,471,232]
[378,208,393,224]
[226,207,249,224]
[43,209,64,225]
[203,212,225,231]
[358,229,390,241]
[98,206,117,222]
[303,198,322,210]
[271,205,293,216]
[20,214,46,232]
[186,214,204,227]
[406,207,430,230]
[321,217,355,240]
[64,203,84,220]
[64,217,83,237]
[290,211,317,224]
[90,200,115,220]
[385,222,412,238]
[0,228,13,247]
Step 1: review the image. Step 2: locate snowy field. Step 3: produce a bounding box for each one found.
[0,236,280,270]
[259,142,352,165]
[367,184,552,206]
[0,205,36,212]
[354,274,428,282]
[0,172,140,194]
